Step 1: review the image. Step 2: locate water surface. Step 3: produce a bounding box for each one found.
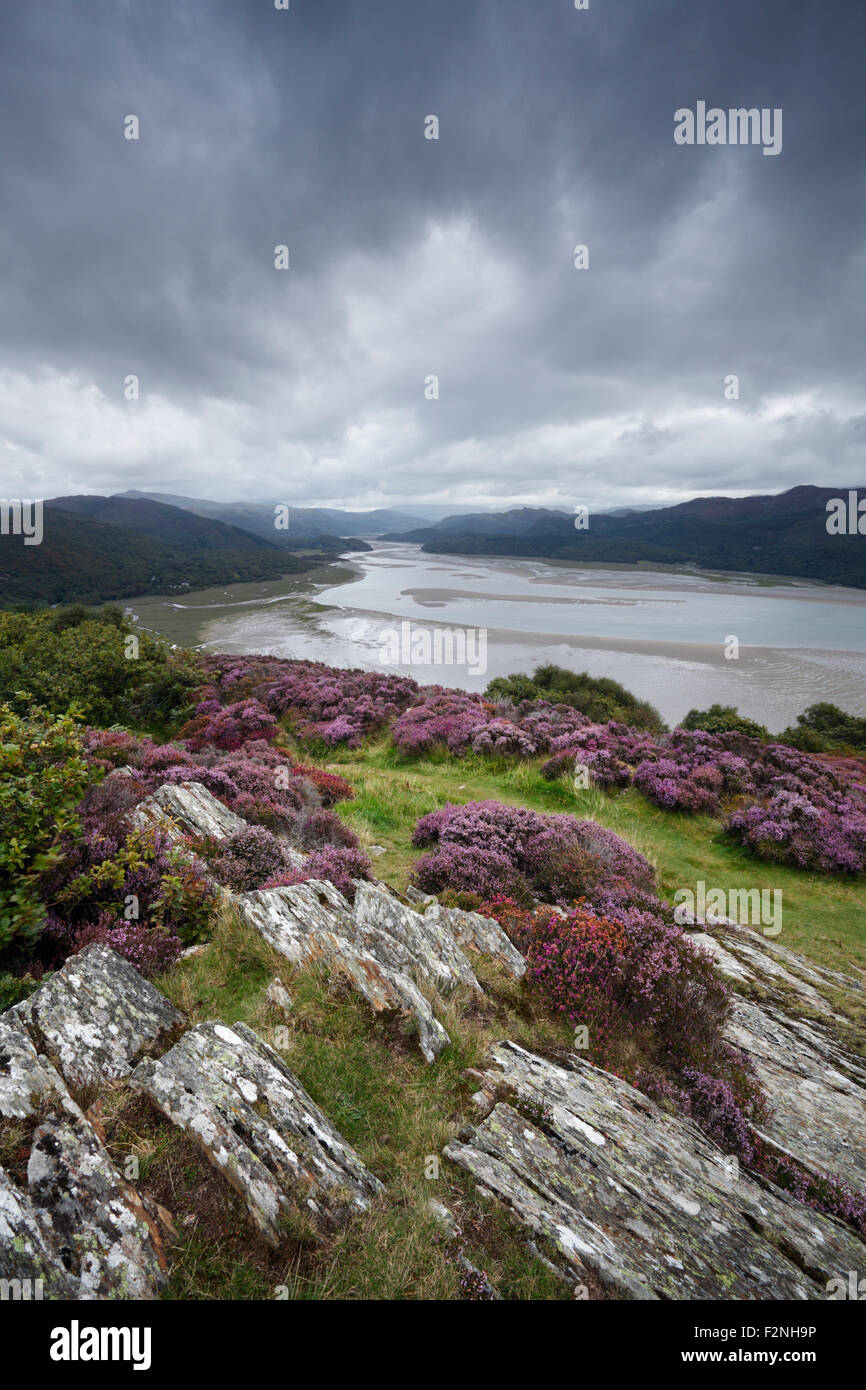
[131,543,866,729]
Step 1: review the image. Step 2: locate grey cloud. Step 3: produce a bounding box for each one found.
[0,0,863,508]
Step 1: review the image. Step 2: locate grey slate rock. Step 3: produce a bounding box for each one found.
[236,882,451,1061]
[131,1020,383,1248]
[13,944,185,1092]
[445,1041,866,1300]
[26,1113,167,1299]
[132,780,248,841]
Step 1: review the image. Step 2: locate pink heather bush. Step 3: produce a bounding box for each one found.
[207,825,290,893]
[539,722,866,875]
[392,692,491,756]
[726,789,866,873]
[411,799,655,906]
[484,894,730,1076]
[261,846,373,903]
[392,693,591,759]
[45,912,183,978]
[290,764,355,807]
[245,658,419,746]
[413,843,531,903]
[294,807,361,853]
[179,697,278,752]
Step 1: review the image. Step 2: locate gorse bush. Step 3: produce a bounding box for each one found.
[779,701,866,755]
[680,704,770,739]
[0,702,93,952]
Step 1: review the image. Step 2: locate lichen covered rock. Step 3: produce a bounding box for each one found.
[445,1041,866,1299]
[424,902,526,979]
[133,780,249,842]
[13,944,185,1092]
[236,882,451,1061]
[131,1020,382,1248]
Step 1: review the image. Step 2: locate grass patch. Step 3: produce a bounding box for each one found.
[292,740,866,978]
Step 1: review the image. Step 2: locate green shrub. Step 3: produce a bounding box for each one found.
[779,702,866,755]
[485,664,665,733]
[0,608,200,732]
[679,704,769,739]
[0,701,93,952]
[0,971,42,1011]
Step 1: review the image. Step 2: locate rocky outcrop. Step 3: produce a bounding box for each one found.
[353,880,481,992]
[132,780,248,841]
[131,780,308,875]
[423,902,526,980]
[132,1021,382,1248]
[686,920,866,1193]
[445,1041,866,1300]
[13,944,185,1092]
[0,1012,167,1299]
[691,917,865,1019]
[727,997,866,1190]
[0,1014,83,1123]
[236,882,452,1062]
[25,1113,167,1299]
[235,877,528,1063]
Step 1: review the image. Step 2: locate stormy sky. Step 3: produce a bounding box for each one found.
[0,0,863,511]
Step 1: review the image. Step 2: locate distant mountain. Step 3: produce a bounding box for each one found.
[392,506,572,542]
[391,487,866,589]
[50,495,278,552]
[0,498,354,608]
[115,491,418,539]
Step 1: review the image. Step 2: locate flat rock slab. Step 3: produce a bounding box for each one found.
[445,1041,866,1300]
[132,1021,383,1248]
[133,780,248,842]
[688,923,866,1192]
[691,920,865,1019]
[14,944,185,1092]
[726,997,866,1191]
[237,882,451,1061]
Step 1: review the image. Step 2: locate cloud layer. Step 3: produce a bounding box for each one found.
[1,0,863,509]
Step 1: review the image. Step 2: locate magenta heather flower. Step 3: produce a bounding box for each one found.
[410,799,655,905]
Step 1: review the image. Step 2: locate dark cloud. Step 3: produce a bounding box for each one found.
[0,0,863,507]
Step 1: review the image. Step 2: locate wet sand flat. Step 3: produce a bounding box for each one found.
[128,543,866,729]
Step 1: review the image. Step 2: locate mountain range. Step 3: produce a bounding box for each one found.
[0,495,369,608]
[389,486,866,588]
[2,485,863,609]
[116,490,430,540]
